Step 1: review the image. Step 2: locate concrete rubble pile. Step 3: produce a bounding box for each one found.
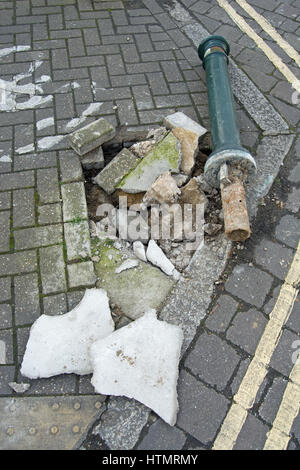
[20,111,226,426]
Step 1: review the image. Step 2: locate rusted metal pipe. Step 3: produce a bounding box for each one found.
[198,36,257,242]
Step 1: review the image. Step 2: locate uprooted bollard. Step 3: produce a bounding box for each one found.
[198,35,257,242]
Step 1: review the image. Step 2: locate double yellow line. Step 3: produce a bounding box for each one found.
[217,0,300,93]
[213,237,300,449]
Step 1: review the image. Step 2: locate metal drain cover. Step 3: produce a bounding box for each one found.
[0,395,104,450]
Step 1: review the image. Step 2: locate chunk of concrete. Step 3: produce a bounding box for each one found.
[115,259,139,274]
[81,146,104,170]
[142,172,181,207]
[180,177,208,211]
[94,148,140,195]
[21,289,114,378]
[164,112,207,139]
[94,239,175,320]
[172,127,199,176]
[69,118,116,156]
[117,132,182,193]
[90,310,183,426]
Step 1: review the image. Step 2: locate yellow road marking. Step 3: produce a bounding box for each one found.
[216,0,300,94]
[213,238,300,450]
[235,0,300,68]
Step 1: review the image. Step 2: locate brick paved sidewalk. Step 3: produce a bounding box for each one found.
[0,0,299,451]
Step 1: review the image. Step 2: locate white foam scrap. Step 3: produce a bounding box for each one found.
[0,45,30,58]
[36,75,51,83]
[65,102,103,131]
[146,240,176,277]
[16,144,34,154]
[164,111,207,138]
[90,310,183,426]
[133,241,147,262]
[36,117,54,131]
[115,259,139,274]
[0,155,12,162]
[21,288,114,379]
[37,135,65,150]
[8,382,30,393]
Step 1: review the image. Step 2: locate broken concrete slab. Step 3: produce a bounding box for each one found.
[68,118,116,156]
[90,310,183,426]
[172,127,199,176]
[94,239,175,320]
[94,148,140,195]
[142,172,181,207]
[117,132,182,194]
[81,146,104,170]
[130,127,168,158]
[21,289,114,378]
[164,111,207,139]
[115,259,139,274]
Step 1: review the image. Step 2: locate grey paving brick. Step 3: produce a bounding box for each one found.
[73,79,94,104]
[147,71,169,95]
[70,55,105,68]
[288,161,300,183]
[102,34,134,45]
[270,328,300,377]
[0,329,13,364]
[12,189,35,228]
[138,108,174,124]
[43,293,67,316]
[39,245,66,294]
[64,220,91,261]
[233,414,269,450]
[229,357,251,397]
[176,370,229,445]
[0,192,11,211]
[132,84,154,110]
[78,374,98,395]
[285,187,300,214]
[205,295,239,333]
[269,95,300,127]
[155,94,193,108]
[225,264,274,308]
[53,68,89,81]
[67,289,84,310]
[83,28,101,45]
[14,273,40,326]
[185,331,240,391]
[14,225,63,251]
[67,261,96,288]
[0,366,15,395]
[37,168,60,204]
[126,62,161,74]
[68,37,85,57]
[38,204,62,225]
[226,309,268,356]
[0,251,37,276]
[137,419,186,450]
[0,211,10,253]
[61,182,88,222]
[111,74,146,87]
[59,151,82,183]
[0,171,34,191]
[55,93,75,120]
[32,23,48,40]
[258,376,288,424]
[14,152,57,171]
[254,239,294,281]
[0,304,12,330]
[116,98,139,125]
[51,48,69,69]
[48,13,64,30]
[275,215,300,249]
[0,277,11,302]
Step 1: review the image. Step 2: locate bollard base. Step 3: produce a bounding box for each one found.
[220,178,251,242]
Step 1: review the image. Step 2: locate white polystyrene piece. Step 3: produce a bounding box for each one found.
[90,310,183,426]
[146,239,176,276]
[133,241,147,262]
[115,259,139,274]
[21,288,114,379]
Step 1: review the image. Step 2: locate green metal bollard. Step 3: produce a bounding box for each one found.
[198,35,257,241]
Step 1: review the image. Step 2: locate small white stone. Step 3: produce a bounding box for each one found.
[8,382,30,393]
[115,259,139,274]
[146,240,176,277]
[133,241,147,262]
[21,288,114,378]
[90,310,183,426]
